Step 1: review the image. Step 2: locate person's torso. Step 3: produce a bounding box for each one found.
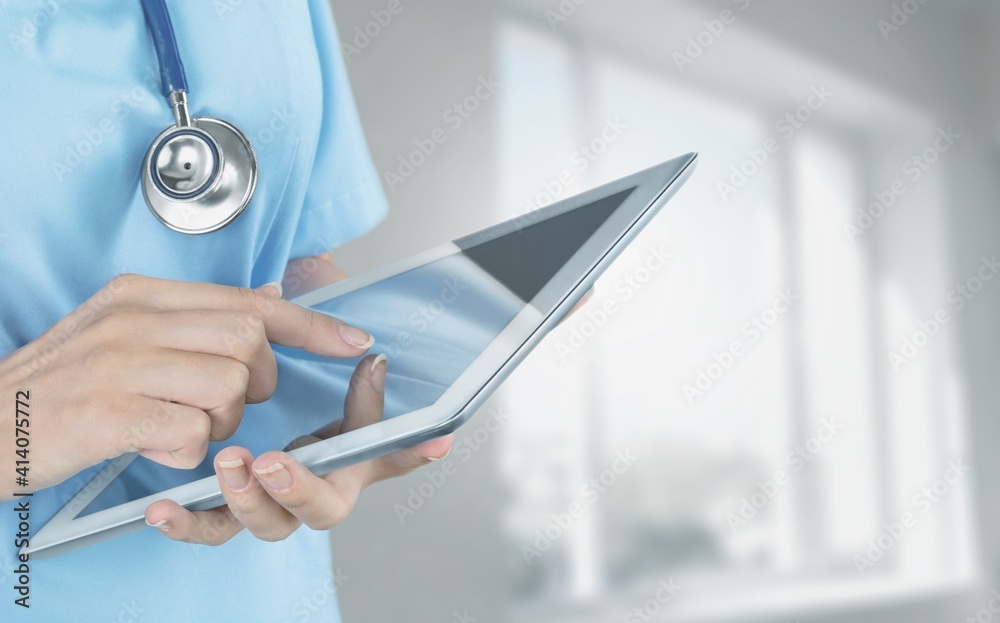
[0,3,352,620]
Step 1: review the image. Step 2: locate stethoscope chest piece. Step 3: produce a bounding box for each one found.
[142,115,257,234]
[139,0,258,235]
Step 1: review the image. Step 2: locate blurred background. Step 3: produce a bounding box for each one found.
[326,1,1000,621]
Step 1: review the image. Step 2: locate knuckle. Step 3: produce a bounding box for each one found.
[209,420,238,443]
[106,273,142,294]
[223,311,268,360]
[211,406,243,441]
[193,414,213,442]
[232,286,260,310]
[229,496,271,521]
[177,446,208,469]
[103,273,153,305]
[173,446,208,470]
[236,308,263,324]
[180,413,213,450]
[87,307,143,344]
[243,309,265,330]
[251,315,269,347]
[87,275,143,317]
[221,361,251,397]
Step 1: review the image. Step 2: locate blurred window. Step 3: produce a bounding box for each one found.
[495,16,975,620]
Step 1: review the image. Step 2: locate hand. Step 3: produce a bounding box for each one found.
[142,353,453,543]
[139,257,583,543]
[0,274,375,500]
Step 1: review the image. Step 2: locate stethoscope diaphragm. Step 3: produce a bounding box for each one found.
[142,117,257,235]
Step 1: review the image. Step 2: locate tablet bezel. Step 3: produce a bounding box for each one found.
[24,153,697,558]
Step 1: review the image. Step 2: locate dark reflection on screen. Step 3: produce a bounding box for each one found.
[77,255,524,517]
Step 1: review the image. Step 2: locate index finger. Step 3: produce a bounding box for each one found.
[110,274,374,357]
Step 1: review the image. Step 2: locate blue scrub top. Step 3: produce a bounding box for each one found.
[0,1,387,620]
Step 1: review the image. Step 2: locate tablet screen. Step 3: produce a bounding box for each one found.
[76,186,636,517]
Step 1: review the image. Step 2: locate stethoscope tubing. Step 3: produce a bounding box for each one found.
[139,0,188,97]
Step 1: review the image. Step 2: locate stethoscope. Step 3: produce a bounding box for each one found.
[139,0,257,235]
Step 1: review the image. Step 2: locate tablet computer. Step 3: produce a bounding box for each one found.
[24,153,697,558]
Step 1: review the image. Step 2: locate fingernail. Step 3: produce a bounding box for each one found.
[257,281,283,298]
[337,322,375,350]
[219,457,250,490]
[370,354,387,393]
[254,462,293,491]
[146,519,171,531]
[427,447,451,461]
[426,434,455,461]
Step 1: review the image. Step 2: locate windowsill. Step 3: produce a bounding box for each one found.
[512,571,982,623]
